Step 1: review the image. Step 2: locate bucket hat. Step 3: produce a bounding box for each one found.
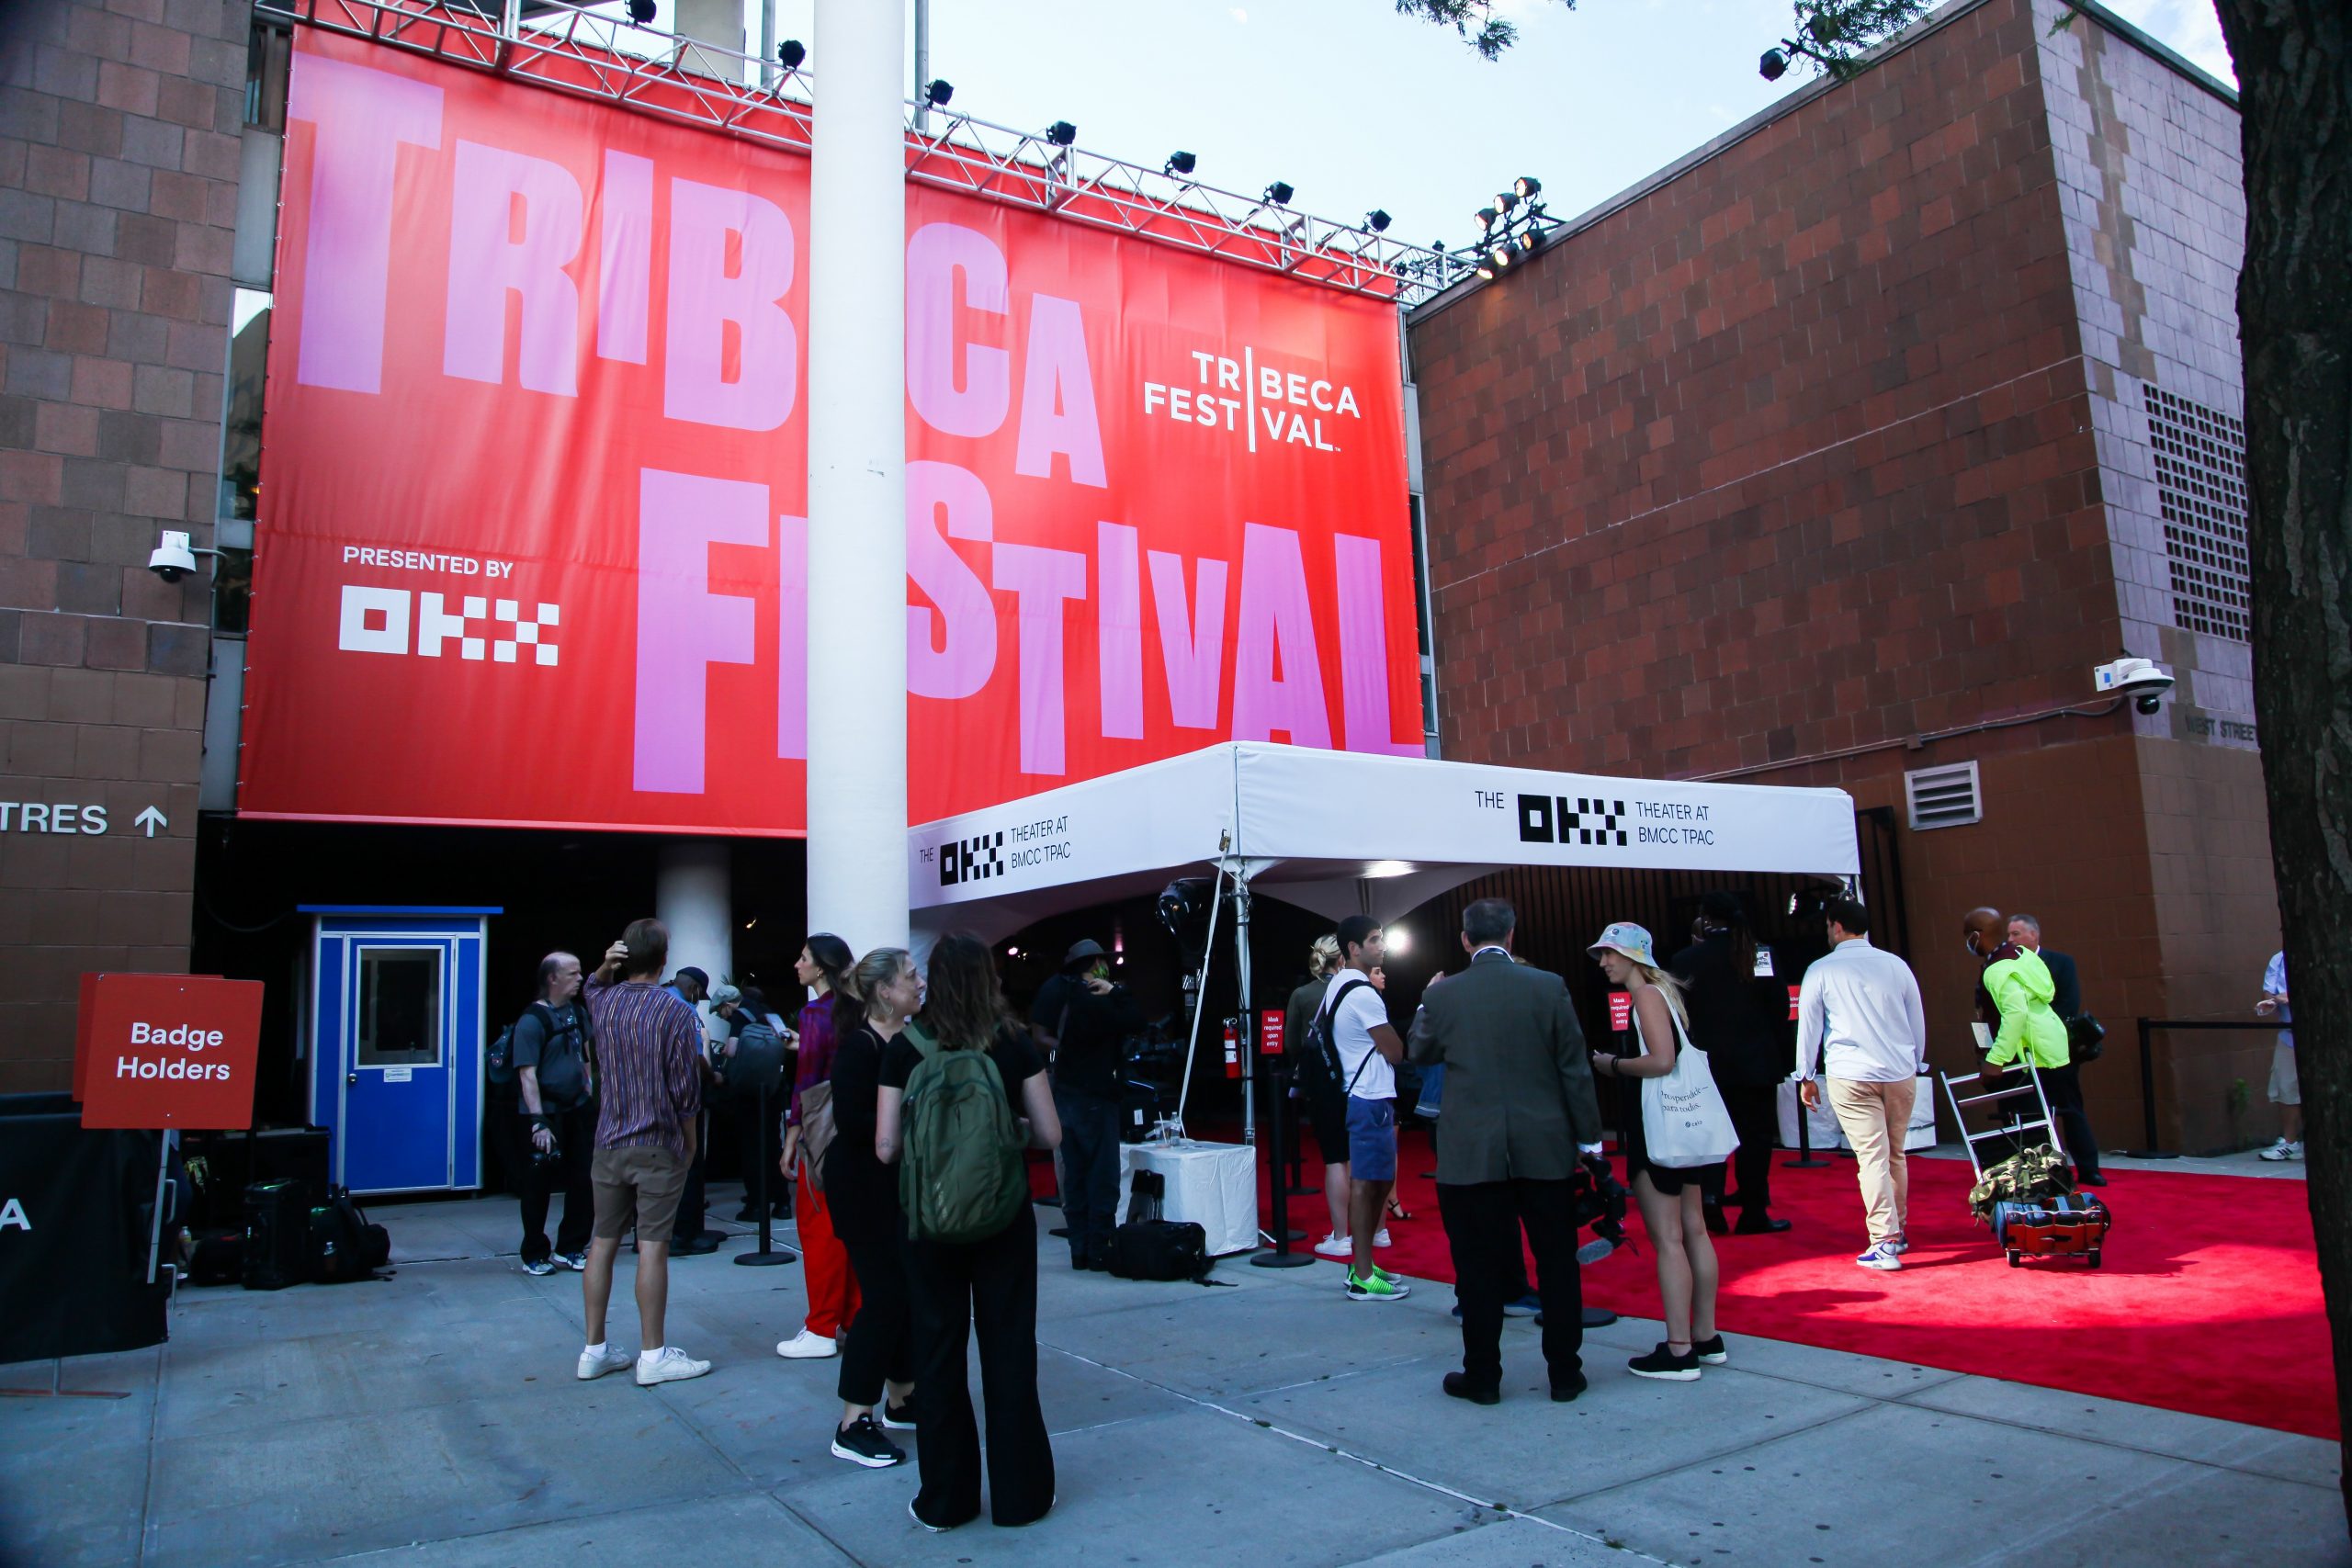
[1587,922,1658,968]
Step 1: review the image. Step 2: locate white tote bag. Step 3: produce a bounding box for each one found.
[1638,1008,1741,1168]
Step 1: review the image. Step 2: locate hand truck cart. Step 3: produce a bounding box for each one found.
[1939,1060,2112,1269]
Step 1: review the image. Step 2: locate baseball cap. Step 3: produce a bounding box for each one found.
[1587,922,1658,968]
[674,965,709,991]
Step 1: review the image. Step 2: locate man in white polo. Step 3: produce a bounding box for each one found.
[1793,897,1927,1272]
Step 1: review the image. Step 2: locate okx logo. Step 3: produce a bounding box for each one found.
[938,831,1006,886]
[338,588,560,665]
[1519,795,1629,848]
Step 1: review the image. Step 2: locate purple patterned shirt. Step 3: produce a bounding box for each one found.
[583,976,703,1159]
[787,996,837,1127]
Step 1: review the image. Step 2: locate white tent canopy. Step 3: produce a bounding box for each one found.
[909,742,1860,944]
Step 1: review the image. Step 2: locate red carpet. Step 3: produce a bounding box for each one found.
[1253,1124,2338,1441]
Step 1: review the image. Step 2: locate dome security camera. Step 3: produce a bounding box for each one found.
[2094,656,2176,716]
[148,530,198,583]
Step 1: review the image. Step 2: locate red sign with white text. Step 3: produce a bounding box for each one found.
[240,29,1421,834]
[1610,991,1632,1032]
[75,975,264,1130]
[1260,1009,1285,1056]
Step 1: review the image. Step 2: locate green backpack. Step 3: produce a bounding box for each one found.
[898,1023,1030,1244]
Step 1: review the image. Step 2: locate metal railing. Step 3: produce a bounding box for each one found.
[2129,1017,2278,1156]
[254,0,1471,304]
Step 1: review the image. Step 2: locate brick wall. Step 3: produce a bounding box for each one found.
[0,0,242,1090]
[1408,0,2275,1150]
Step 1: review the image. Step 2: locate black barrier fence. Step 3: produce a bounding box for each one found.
[2128,1018,2277,1158]
[0,1095,172,1365]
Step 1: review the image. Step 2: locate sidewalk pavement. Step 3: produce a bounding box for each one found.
[3,1185,2342,1568]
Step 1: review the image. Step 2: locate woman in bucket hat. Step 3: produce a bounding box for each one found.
[1588,922,1726,1383]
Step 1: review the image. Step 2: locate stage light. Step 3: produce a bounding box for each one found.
[1165,150,1196,177]
[1263,181,1294,206]
[924,79,953,106]
[1385,926,1411,955]
[1474,206,1497,231]
[778,39,806,68]
[1046,120,1078,147]
[1475,258,1497,279]
[1364,860,1413,880]
[1759,48,1789,81]
[1364,209,1391,232]
[1516,228,1546,258]
[626,0,653,22]
[1488,243,1515,270]
[1495,191,1519,215]
[1515,175,1542,200]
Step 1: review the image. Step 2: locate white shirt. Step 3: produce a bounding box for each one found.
[1322,970,1394,1101]
[1794,938,1927,1084]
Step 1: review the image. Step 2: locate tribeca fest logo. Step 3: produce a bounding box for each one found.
[337,586,560,664]
[1139,349,1364,455]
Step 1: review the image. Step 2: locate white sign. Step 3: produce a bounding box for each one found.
[0,802,170,836]
[382,1066,413,1083]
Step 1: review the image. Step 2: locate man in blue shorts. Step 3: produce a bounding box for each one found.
[1320,914,1408,1301]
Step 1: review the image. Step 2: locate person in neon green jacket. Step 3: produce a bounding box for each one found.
[1963,908,2069,1068]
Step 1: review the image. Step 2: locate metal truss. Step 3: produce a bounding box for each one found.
[253,0,1476,305]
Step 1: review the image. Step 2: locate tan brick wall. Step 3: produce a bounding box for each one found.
[0,0,242,1091]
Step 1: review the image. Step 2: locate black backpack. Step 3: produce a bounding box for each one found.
[1305,977,1374,1089]
[489,1002,586,1091]
[308,1188,391,1283]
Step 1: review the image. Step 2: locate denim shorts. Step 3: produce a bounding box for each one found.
[1346,1095,1397,1182]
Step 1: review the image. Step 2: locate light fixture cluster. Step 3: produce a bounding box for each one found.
[1464,175,1553,280]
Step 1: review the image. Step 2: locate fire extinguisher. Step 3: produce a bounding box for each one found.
[1223,1019,1241,1079]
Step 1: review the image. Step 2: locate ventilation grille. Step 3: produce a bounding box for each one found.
[2145,385,2249,642]
[1905,761,1982,831]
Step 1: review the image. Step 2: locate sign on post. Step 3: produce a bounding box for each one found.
[75,975,264,1130]
[1259,1009,1284,1056]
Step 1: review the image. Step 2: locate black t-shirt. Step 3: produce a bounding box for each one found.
[1028,976,1139,1098]
[512,1000,591,1111]
[882,1024,1046,1107]
[824,1021,893,1212]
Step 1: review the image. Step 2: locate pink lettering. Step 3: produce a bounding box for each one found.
[1148,550,1228,730]
[634,468,763,794]
[443,141,583,396]
[778,513,807,761]
[906,222,1010,438]
[287,55,444,394]
[663,178,797,431]
[597,150,653,364]
[1012,295,1106,488]
[990,543,1088,774]
[1097,522,1143,740]
[1335,533,1415,754]
[906,460,997,701]
[1231,523,1329,747]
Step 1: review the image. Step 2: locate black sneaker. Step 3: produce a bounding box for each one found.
[1629,1342,1702,1382]
[831,1416,906,1468]
[880,1400,917,1431]
[1694,1334,1727,1365]
[1550,1371,1589,1403]
[1442,1371,1499,1406]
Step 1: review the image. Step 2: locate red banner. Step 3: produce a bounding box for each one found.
[76,975,264,1130]
[240,30,1421,834]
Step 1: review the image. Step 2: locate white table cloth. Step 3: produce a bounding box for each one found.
[1114,1139,1260,1257]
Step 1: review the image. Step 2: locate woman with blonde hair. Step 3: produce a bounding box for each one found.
[1589,922,1729,1382]
[1285,934,1364,1258]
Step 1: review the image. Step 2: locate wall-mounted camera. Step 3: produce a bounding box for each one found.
[2094,656,2176,715]
[148,529,220,584]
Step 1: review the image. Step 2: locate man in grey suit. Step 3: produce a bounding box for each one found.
[1409,897,1605,1404]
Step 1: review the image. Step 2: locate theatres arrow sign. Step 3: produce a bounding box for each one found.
[134,807,165,838]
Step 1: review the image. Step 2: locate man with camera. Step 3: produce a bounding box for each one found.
[1408,898,1603,1404]
[509,952,597,1276]
[1031,938,1143,1269]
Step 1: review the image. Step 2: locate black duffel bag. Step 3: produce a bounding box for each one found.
[2064,1013,2106,1064]
[1106,1219,1208,1282]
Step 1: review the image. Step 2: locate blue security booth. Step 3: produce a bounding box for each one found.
[303,907,497,1194]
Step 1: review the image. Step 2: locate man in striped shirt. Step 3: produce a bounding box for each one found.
[574,917,712,1388]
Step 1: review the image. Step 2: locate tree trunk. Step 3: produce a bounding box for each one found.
[2214,0,2352,1529]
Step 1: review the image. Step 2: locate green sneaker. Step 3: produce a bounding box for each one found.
[1346,1268,1410,1302]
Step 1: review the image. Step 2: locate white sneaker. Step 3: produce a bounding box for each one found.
[776,1328,838,1359]
[1373,1227,1392,1247]
[1854,1244,1902,1271]
[577,1345,633,1382]
[1884,1235,1910,1256]
[2259,1137,2303,1162]
[636,1345,712,1386]
[1312,1233,1352,1259]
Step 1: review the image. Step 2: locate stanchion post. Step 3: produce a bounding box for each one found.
[735,1077,797,1267]
[1252,1041,1313,1269]
[2139,1016,2158,1155]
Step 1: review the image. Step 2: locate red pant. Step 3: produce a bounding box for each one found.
[796,1158,861,1339]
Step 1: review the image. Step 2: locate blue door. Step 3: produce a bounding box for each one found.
[307,909,495,1194]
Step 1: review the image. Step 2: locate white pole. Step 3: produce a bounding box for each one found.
[657,840,733,1033]
[912,0,930,132]
[807,0,909,954]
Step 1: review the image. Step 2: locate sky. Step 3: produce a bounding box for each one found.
[652,0,2239,262]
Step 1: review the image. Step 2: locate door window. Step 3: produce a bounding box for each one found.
[356,947,442,1067]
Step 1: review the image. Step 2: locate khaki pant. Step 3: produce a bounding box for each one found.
[1826,1077,1915,1246]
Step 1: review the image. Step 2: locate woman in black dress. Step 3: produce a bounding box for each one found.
[876,932,1062,1531]
[824,947,922,1469]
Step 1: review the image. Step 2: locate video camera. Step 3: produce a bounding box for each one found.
[1571,1151,1633,1263]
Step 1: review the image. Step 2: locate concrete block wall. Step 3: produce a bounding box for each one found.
[0,0,243,1090]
